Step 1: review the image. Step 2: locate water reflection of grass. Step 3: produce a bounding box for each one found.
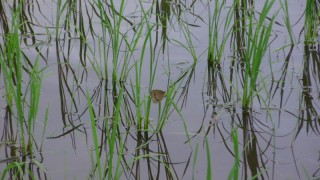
[0,0,319,179]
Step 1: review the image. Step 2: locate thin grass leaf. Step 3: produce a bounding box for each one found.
[86,90,102,179]
[205,137,212,180]
[228,128,239,180]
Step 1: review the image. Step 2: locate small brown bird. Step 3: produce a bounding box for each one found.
[150,89,166,103]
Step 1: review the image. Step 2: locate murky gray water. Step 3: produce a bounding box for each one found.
[1,0,319,179]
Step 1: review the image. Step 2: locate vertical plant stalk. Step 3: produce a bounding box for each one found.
[280,0,295,44]
[228,128,239,180]
[304,0,319,44]
[205,137,212,180]
[109,0,125,83]
[242,0,277,108]
[0,0,26,156]
[87,90,102,179]
[207,0,233,64]
[26,55,43,153]
[107,89,123,179]
[192,143,199,180]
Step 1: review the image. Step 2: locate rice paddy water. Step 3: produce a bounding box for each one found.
[0,0,319,179]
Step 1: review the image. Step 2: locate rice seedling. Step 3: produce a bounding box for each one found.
[25,54,43,153]
[172,20,198,63]
[0,0,317,179]
[0,1,26,155]
[137,82,190,149]
[304,0,320,44]
[86,87,124,179]
[1,161,26,179]
[131,20,155,129]
[0,1,47,178]
[192,143,199,180]
[205,137,212,180]
[207,0,233,64]
[86,90,102,179]
[241,0,278,108]
[106,89,124,179]
[228,128,239,180]
[280,0,295,45]
[159,0,171,53]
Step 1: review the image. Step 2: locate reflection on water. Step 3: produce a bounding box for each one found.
[0,0,320,179]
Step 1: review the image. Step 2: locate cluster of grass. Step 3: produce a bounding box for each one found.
[295,0,320,138]
[204,0,281,179]
[206,0,278,109]
[207,0,233,65]
[74,0,188,178]
[83,0,197,177]
[239,0,278,109]
[304,0,320,45]
[1,0,317,179]
[0,0,48,179]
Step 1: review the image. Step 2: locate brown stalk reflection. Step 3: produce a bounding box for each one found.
[187,62,233,142]
[232,0,253,68]
[125,131,188,179]
[1,99,48,179]
[17,0,47,64]
[157,0,171,53]
[240,109,270,179]
[55,0,94,127]
[296,1,320,137]
[297,43,320,137]
[154,0,200,54]
[0,1,9,34]
[270,45,294,123]
[203,69,271,179]
[200,99,272,179]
